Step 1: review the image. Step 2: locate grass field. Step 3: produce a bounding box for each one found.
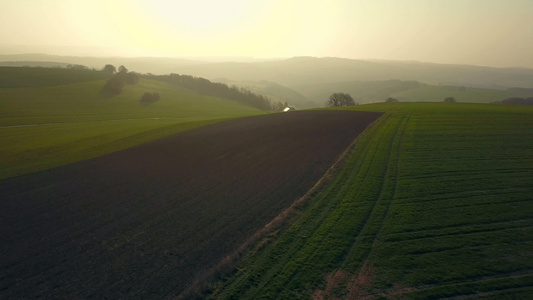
[390,85,533,103]
[0,66,111,88]
[0,67,265,179]
[209,102,533,299]
[293,80,424,105]
[3,67,532,298]
[292,79,533,105]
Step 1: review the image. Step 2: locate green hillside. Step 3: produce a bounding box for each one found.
[173,57,533,89]
[215,79,317,109]
[292,80,533,105]
[209,103,533,299]
[391,85,533,103]
[0,67,265,179]
[0,66,111,88]
[294,80,423,105]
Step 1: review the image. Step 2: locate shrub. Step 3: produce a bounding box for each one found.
[140,92,160,103]
[102,76,125,95]
[499,97,533,105]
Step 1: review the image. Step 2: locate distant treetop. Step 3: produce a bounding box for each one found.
[118,65,128,73]
[326,93,356,107]
[102,64,116,74]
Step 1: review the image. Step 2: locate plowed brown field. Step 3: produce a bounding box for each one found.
[0,110,382,298]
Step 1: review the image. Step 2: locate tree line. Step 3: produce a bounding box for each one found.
[492,97,533,105]
[147,73,285,111]
[325,94,461,106]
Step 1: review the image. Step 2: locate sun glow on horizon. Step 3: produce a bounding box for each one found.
[1,0,532,67]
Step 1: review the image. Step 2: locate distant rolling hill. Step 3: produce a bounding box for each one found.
[172,56,533,89]
[214,78,317,109]
[0,53,203,74]
[5,55,533,89]
[0,66,111,88]
[3,55,533,106]
[390,84,533,103]
[294,80,424,105]
[167,56,533,105]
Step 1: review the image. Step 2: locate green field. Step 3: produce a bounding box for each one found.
[294,80,424,105]
[294,80,533,105]
[209,103,533,299]
[0,67,265,179]
[390,85,533,103]
[3,67,533,298]
[0,66,111,88]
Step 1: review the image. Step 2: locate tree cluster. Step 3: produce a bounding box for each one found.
[66,64,88,70]
[385,97,399,103]
[148,73,284,111]
[101,65,139,95]
[140,92,160,103]
[326,93,356,107]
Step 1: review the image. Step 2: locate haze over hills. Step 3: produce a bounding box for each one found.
[3,53,533,88]
[173,56,533,89]
[0,53,204,73]
[2,54,533,107]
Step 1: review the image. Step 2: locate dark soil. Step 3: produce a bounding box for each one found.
[0,110,383,299]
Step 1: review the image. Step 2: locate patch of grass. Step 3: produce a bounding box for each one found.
[0,78,263,125]
[209,102,533,299]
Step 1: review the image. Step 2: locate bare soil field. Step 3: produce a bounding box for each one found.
[0,110,382,298]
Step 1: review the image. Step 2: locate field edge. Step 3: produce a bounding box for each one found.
[192,112,388,299]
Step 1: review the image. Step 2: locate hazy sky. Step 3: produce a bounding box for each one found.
[1,0,533,68]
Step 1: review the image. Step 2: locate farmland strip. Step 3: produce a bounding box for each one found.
[210,103,533,299]
[0,110,383,299]
[208,113,403,299]
[341,115,409,272]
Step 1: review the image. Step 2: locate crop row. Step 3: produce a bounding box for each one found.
[209,113,406,299]
[368,105,533,297]
[209,103,533,299]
